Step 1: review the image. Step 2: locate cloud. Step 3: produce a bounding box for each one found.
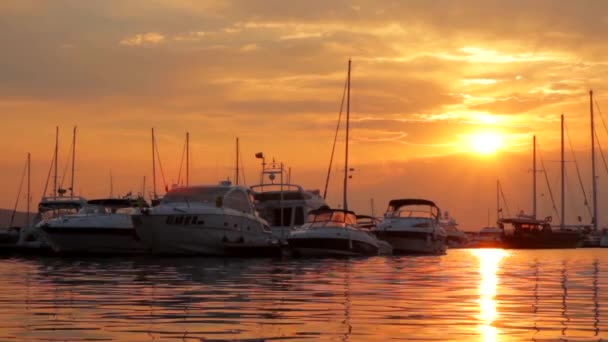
[120,32,166,46]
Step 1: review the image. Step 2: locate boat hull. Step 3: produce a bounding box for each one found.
[41,226,146,254]
[133,211,274,256]
[501,230,582,249]
[288,227,379,257]
[374,231,446,255]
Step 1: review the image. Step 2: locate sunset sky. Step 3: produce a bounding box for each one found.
[2,0,608,229]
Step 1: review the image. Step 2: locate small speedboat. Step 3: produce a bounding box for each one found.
[372,199,447,255]
[40,198,148,254]
[287,207,383,257]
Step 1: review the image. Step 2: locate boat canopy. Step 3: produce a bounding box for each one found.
[306,207,357,225]
[386,199,440,219]
[38,196,87,212]
[388,199,437,209]
[162,185,255,213]
[162,186,232,204]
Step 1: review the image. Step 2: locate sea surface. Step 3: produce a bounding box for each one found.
[0,249,608,341]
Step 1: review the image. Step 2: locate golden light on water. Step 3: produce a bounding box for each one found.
[471,249,509,342]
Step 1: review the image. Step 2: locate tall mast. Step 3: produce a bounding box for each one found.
[152,128,157,199]
[236,137,239,185]
[186,132,190,186]
[496,179,500,223]
[26,153,30,227]
[561,114,565,230]
[71,126,76,196]
[54,126,59,198]
[343,59,351,211]
[591,90,598,231]
[532,135,537,219]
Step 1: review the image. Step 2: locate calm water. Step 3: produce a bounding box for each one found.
[1,249,608,341]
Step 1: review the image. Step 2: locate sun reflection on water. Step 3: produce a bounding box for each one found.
[471,249,508,342]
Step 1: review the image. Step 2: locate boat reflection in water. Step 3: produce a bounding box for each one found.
[471,249,508,342]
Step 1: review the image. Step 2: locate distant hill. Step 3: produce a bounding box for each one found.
[0,208,35,227]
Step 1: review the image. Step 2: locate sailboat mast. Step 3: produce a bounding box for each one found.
[591,90,598,231]
[54,126,59,198]
[532,135,537,219]
[343,59,351,211]
[496,179,500,222]
[71,126,76,196]
[236,137,239,185]
[27,153,30,227]
[152,128,157,199]
[561,114,565,230]
[186,132,190,186]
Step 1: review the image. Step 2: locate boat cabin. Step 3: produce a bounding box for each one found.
[161,184,257,214]
[251,183,325,228]
[38,196,88,221]
[304,208,357,228]
[81,198,149,215]
[385,199,440,220]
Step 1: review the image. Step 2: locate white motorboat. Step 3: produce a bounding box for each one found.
[440,211,469,248]
[287,208,383,257]
[372,199,447,255]
[133,181,278,256]
[40,198,147,254]
[287,60,388,258]
[18,195,88,249]
[251,160,327,243]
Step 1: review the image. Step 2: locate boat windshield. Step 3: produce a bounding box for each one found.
[306,211,357,227]
[162,187,231,205]
[387,204,437,219]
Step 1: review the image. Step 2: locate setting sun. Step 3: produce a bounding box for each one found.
[468,132,503,155]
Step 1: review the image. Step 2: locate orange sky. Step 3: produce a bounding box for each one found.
[2,0,608,229]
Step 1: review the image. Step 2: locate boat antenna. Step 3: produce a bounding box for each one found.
[71,126,76,196]
[343,59,351,211]
[561,114,565,230]
[532,135,537,219]
[8,154,28,228]
[26,153,30,227]
[186,131,190,186]
[54,126,59,198]
[323,70,348,199]
[109,169,114,198]
[177,132,188,186]
[152,128,157,199]
[590,90,598,231]
[236,137,239,185]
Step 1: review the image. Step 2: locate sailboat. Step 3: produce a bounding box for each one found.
[19,127,87,250]
[498,135,582,249]
[287,60,389,257]
[0,153,31,248]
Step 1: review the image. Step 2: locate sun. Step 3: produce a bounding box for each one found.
[468,132,503,155]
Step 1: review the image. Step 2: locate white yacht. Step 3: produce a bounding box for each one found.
[372,199,447,255]
[287,207,383,257]
[17,195,88,250]
[251,161,327,243]
[133,181,278,256]
[440,211,469,248]
[40,198,147,254]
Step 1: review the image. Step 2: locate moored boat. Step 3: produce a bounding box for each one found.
[133,181,278,256]
[372,199,447,255]
[40,198,148,254]
[287,207,382,257]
